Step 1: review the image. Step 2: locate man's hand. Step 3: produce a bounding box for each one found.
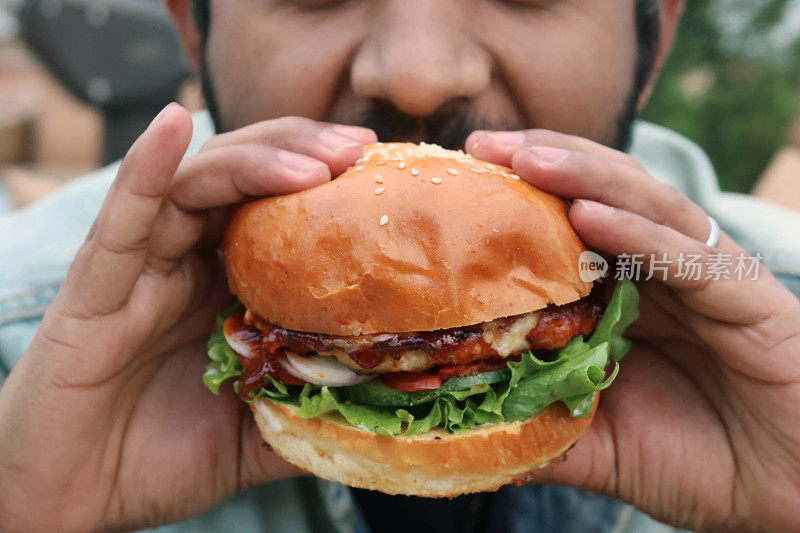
[0,105,376,532]
[467,130,800,532]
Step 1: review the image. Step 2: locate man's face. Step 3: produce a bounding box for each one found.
[202,0,640,149]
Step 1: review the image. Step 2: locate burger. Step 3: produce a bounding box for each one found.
[204,142,639,497]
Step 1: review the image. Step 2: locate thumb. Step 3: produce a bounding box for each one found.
[237,404,304,490]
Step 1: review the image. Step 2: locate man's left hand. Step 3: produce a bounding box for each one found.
[467,129,800,532]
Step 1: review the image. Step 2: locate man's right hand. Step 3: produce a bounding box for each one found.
[0,105,376,532]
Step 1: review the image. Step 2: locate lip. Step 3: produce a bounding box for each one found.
[381,134,465,151]
[379,133,429,144]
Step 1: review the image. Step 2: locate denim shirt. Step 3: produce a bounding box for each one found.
[1,112,799,533]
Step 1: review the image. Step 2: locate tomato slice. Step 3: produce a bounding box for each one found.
[380,358,513,391]
[437,359,509,382]
[237,352,306,400]
[380,371,442,391]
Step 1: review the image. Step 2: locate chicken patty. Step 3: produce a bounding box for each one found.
[226,298,602,375]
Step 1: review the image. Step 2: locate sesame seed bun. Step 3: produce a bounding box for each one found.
[224,143,592,336]
[251,396,597,497]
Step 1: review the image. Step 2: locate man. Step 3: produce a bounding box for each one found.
[2,0,800,531]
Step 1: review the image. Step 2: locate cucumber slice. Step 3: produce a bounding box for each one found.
[340,380,439,406]
[340,368,512,407]
[441,368,511,392]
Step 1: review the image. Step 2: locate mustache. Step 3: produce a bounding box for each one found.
[352,100,520,150]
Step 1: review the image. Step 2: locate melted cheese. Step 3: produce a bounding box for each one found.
[481,312,540,358]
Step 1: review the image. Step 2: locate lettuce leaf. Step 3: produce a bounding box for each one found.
[588,276,640,361]
[204,279,639,435]
[202,300,243,394]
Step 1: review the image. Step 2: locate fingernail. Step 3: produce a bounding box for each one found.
[278,150,325,172]
[576,199,614,215]
[332,124,375,141]
[526,146,569,164]
[319,128,362,151]
[486,131,525,145]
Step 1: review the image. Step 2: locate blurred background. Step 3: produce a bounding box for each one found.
[0,0,799,210]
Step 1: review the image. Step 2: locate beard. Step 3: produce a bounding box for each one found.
[351,99,527,152]
[199,56,640,154]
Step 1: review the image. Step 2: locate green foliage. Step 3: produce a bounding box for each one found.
[643,0,800,192]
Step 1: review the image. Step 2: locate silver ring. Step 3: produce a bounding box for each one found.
[705,215,720,248]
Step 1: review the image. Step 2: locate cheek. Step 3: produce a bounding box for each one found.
[485,4,638,144]
[206,5,359,130]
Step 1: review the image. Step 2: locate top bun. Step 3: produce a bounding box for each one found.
[224,142,592,335]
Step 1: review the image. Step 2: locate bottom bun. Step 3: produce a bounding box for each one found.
[251,396,597,497]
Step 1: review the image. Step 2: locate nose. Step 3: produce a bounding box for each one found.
[350,1,491,117]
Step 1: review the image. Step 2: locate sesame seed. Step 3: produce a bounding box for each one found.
[355,166,364,171]
[411,168,420,176]
[500,171,509,178]
[470,168,481,173]
[447,168,458,176]
[374,187,385,195]
[486,163,496,170]
[431,177,443,184]
[456,158,472,164]
[380,215,389,226]
[510,174,521,180]
[398,162,406,170]
[375,175,383,183]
